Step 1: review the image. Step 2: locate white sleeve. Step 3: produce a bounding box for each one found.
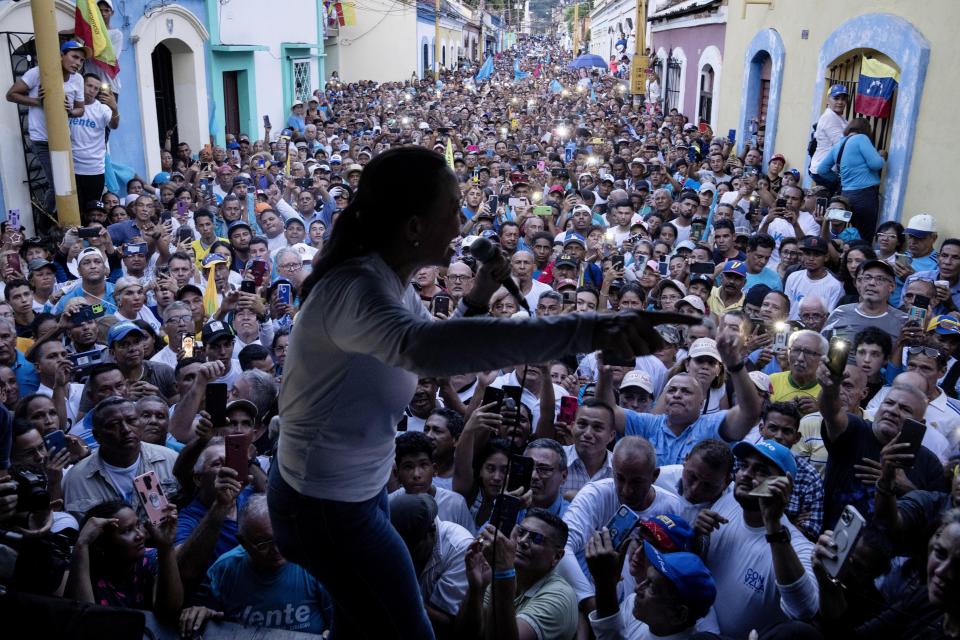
[22,66,40,90]
[274,197,299,221]
[777,527,820,621]
[557,551,595,602]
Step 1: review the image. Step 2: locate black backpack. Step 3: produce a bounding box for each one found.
[807,122,818,157]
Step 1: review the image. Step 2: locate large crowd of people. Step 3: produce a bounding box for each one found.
[0,14,958,640]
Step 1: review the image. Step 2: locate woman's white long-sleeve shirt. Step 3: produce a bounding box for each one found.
[277,253,596,502]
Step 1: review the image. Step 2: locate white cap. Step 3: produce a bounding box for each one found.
[687,338,721,362]
[620,370,654,394]
[719,191,740,206]
[290,242,318,260]
[749,371,773,394]
[676,294,706,314]
[699,182,717,194]
[905,213,937,236]
[292,99,304,107]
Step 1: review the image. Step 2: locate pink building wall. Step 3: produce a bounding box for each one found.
[651,22,726,120]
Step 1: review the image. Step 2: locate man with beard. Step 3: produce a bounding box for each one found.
[707,260,747,316]
[701,439,819,638]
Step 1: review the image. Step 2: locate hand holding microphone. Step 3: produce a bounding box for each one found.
[469,237,529,313]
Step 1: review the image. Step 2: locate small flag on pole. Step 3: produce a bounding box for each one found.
[444,139,455,169]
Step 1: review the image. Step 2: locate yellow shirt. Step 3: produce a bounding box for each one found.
[191,237,229,269]
[707,286,744,316]
[795,408,873,476]
[769,371,821,404]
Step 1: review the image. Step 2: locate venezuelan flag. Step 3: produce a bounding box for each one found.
[855,56,899,118]
[74,0,119,78]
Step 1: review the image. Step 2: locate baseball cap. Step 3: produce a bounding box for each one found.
[687,338,721,362]
[175,284,203,301]
[674,240,696,253]
[620,370,654,394]
[800,236,829,254]
[225,399,258,421]
[698,183,716,195]
[107,321,147,347]
[722,260,747,277]
[291,99,304,107]
[77,247,104,264]
[85,199,107,212]
[769,153,786,164]
[548,185,565,194]
[201,253,228,269]
[928,315,960,335]
[27,259,56,273]
[202,320,236,344]
[555,254,578,269]
[290,242,318,260]
[227,219,252,236]
[599,173,615,184]
[330,154,342,164]
[749,371,773,395]
[643,543,717,619]
[555,278,578,290]
[856,259,895,280]
[152,172,171,186]
[637,514,695,552]
[828,84,849,98]
[562,231,587,248]
[60,40,92,57]
[389,493,439,544]
[676,295,706,314]
[346,164,363,175]
[732,439,798,477]
[655,325,681,346]
[905,214,937,237]
[284,216,306,228]
[254,202,273,214]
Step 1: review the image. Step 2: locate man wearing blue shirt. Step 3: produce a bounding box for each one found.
[744,233,781,293]
[905,235,960,314]
[182,495,332,636]
[601,329,764,466]
[53,247,117,315]
[0,319,38,395]
[286,99,306,135]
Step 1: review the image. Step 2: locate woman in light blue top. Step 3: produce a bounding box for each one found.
[816,117,885,238]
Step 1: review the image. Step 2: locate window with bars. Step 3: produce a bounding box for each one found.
[292,59,311,103]
[698,65,714,125]
[825,49,898,152]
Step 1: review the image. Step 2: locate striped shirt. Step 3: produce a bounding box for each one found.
[561,444,613,495]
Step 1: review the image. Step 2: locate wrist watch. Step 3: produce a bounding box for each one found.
[727,359,746,373]
[765,527,791,544]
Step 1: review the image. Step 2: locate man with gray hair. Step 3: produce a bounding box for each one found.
[818,360,945,529]
[0,317,38,394]
[231,368,278,430]
[178,494,333,636]
[151,301,195,368]
[796,295,829,333]
[768,330,828,415]
[558,436,683,609]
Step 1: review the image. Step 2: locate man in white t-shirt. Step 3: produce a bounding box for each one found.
[5,40,87,212]
[70,73,119,209]
[32,339,84,431]
[558,437,683,607]
[703,440,818,638]
[809,84,849,188]
[784,237,843,320]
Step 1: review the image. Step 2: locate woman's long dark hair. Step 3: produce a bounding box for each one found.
[300,147,455,300]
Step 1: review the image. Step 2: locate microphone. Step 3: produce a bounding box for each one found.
[469,237,531,313]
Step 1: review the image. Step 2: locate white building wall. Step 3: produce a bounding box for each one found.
[218,0,319,133]
[331,5,417,82]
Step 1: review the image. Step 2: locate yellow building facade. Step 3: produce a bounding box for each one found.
[716,0,960,237]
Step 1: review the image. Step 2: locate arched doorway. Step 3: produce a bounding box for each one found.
[151,43,178,150]
[698,65,714,126]
[738,28,785,165]
[132,5,209,178]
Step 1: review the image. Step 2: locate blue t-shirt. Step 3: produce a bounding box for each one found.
[747,348,783,375]
[198,546,332,634]
[745,267,783,293]
[12,350,39,396]
[624,410,730,466]
[175,487,253,568]
[53,282,117,315]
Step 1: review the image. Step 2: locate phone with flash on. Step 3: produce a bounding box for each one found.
[826,336,851,376]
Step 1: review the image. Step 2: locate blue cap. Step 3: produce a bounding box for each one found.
[107,321,147,347]
[829,84,849,98]
[732,439,797,477]
[227,141,241,150]
[563,231,587,248]
[227,220,252,234]
[643,542,717,618]
[637,514,695,552]
[722,260,747,278]
[152,171,171,186]
[61,40,92,57]
[201,253,228,268]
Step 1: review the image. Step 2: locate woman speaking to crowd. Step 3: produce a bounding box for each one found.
[267,147,686,638]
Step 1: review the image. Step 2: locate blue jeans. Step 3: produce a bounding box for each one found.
[267,464,436,639]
